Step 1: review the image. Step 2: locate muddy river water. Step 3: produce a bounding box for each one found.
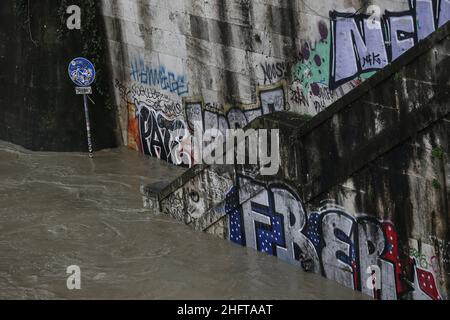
[0,141,367,299]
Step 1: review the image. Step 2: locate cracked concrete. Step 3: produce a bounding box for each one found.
[0,141,367,300]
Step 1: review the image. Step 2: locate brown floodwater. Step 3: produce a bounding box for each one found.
[0,141,368,300]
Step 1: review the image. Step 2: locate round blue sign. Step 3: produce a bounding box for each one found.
[68,57,96,87]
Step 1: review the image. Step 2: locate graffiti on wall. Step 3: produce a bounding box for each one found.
[224,174,444,300]
[116,79,287,167]
[137,101,191,165]
[130,56,189,96]
[330,0,450,88]
[115,80,191,165]
[161,168,234,231]
[115,80,183,117]
[291,20,354,113]
[184,82,287,135]
[115,1,450,154]
[183,82,287,164]
[291,1,450,112]
[260,61,289,85]
[429,235,450,265]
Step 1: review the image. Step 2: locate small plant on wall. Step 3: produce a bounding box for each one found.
[432,147,446,160]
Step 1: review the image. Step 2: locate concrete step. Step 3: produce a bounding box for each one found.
[146,21,450,300]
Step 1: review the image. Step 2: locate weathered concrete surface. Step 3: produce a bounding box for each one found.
[155,21,450,300]
[0,141,367,300]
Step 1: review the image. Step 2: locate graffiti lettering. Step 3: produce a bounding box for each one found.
[184,84,287,163]
[130,57,189,96]
[224,175,444,300]
[115,80,183,118]
[136,99,191,166]
[330,1,450,88]
[260,62,288,84]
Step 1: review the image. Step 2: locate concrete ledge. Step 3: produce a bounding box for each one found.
[141,180,179,214]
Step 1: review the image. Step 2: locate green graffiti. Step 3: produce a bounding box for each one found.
[292,36,331,97]
[292,35,376,98]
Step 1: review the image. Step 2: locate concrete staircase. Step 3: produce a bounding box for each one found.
[142,22,450,300]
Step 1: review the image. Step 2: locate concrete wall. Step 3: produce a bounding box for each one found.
[0,0,119,151]
[151,22,450,300]
[101,0,450,299]
[102,0,450,165]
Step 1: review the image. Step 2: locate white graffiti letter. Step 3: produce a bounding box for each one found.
[439,0,450,27]
[415,0,436,40]
[321,210,355,289]
[272,188,320,271]
[388,15,415,60]
[331,14,388,85]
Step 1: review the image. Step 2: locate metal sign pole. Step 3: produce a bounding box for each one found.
[68,57,96,159]
[83,94,94,158]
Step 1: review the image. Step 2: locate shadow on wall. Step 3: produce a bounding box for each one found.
[0,0,118,151]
